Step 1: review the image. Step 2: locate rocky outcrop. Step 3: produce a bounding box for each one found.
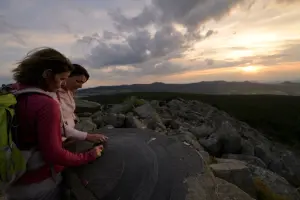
[75,117,97,132]
[75,98,101,113]
[74,96,300,199]
[222,154,267,168]
[248,164,300,200]
[185,173,255,200]
[210,159,257,197]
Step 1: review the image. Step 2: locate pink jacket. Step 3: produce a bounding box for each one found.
[55,88,88,140]
[8,82,87,140]
[9,84,96,186]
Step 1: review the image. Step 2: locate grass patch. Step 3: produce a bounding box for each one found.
[209,156,218,164]
[124,96,146,108]
[253,177,288,200]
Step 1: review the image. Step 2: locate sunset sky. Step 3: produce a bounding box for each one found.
[0,0,300,87]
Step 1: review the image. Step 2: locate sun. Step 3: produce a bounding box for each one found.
[241,66,260,73]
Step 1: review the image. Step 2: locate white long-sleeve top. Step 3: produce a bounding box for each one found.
[51,88,88,141]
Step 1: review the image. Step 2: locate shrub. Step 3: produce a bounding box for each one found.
[124,96,146,107]
[134,98,146,107]
[209,156,218,164]
[253,177,288,200]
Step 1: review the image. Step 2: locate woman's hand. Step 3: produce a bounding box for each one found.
[94,144,104,157]
[86,133,108,143]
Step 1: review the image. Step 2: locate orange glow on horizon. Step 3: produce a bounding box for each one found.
[82,62,300,88]
[240,66,261,73]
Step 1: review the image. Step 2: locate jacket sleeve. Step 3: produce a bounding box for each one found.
[63,124,88,140]
[36,97,97,166]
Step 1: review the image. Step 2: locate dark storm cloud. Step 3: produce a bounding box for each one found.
[78,0,253,76]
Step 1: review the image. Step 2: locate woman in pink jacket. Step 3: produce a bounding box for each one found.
[56,64,108,143]
[4,47,103,200]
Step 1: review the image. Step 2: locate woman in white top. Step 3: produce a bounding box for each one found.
[57,63,108,143]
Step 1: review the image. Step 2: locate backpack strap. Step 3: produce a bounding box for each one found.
[13,88,54,98]
[14,88,66,133]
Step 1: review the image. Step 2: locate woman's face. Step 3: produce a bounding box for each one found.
[65,75,87,91]
[44,70,70,92]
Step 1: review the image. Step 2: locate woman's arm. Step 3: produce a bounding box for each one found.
[63,123,88,140]
[36,97,97,166]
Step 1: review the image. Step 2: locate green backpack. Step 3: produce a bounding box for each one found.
[0,85,53,191]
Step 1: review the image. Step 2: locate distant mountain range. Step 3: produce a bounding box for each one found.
[77,81,300,96]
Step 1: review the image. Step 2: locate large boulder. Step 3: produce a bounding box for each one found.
[133,103,157,119]
[134,104,166,131]
[64,128,254,200]
[103,113,126,128]
[254,144,274,167]
[210,159,256,197]
[240,140,255,156]
[108,96,147,114]
[199,133,222,156]
[185,175,255,200]
[91,111,105,127]
[189,124,215,139]
[217,121,242,154]
[75,98,101,114]
[222,154,267,168]
[125,113,146,129]
[269,150,300,187]
[75,118,97,132]
[177,132,203,152]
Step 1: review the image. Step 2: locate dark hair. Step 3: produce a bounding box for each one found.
[70,64,90,80]
[12,47,74,86]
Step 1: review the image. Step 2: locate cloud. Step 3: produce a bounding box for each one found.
[201,40,300,69]
[276,0,300,3]
[77,25,196,67]
[77,0,254,78]
[1,0,300,86]
[108,0,251,32]
[0,0,127,40]
[72,0,300,81]
[108,61,190,77]
[205,59,214,65]
[279,42,300,62]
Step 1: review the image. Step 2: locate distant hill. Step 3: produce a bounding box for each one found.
[77,81,300,96]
